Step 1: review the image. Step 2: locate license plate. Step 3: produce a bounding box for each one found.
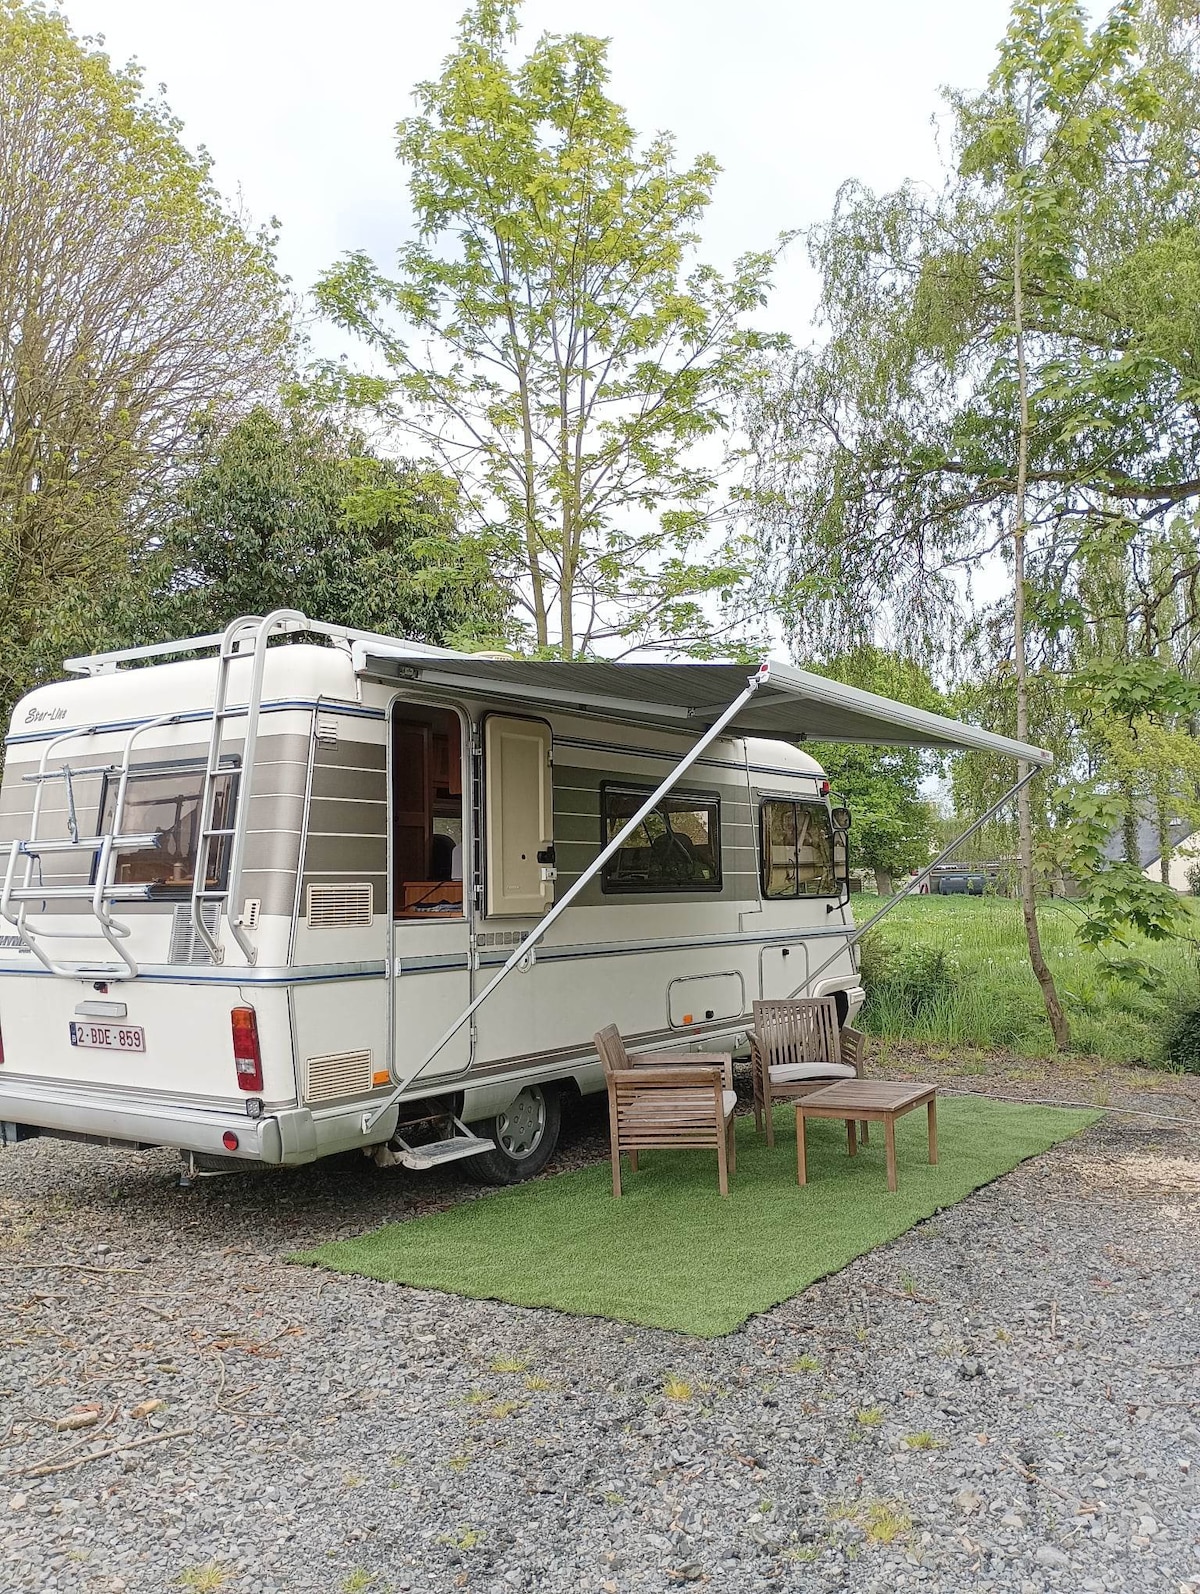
[69,1022,145,1053]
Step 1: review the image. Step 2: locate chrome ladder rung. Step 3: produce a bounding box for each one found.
[16,833,159,856]
[20,764,122,783]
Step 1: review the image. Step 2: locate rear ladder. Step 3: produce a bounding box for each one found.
[0,609,307,978]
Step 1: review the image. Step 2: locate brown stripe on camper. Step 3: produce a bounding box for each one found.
[0,733,310,918]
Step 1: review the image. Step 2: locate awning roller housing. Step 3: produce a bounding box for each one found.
[352,649,1053,766]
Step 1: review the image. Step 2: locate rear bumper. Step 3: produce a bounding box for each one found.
[0,1075,398,1166]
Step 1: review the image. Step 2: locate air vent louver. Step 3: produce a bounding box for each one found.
[306,882,373,928]
[305,1048,373,1102]
[168,904,221,965]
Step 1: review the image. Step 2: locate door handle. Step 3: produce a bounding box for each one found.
[536,845,556,865]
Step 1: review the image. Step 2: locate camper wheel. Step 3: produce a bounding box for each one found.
[469,1084,561,1184]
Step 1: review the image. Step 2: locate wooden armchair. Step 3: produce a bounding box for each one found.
[749,997,866,1146]
[594,1024,738,1197]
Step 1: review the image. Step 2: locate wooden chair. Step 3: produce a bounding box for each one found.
[595,1024,738,1197]
[749,997,866,1146]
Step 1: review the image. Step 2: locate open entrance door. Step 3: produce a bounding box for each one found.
[390,704,472,1081]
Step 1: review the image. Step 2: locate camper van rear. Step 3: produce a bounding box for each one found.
[0,617,865,1181]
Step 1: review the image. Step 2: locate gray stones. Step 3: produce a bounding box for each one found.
[0,1089,1197,1593]
[1034,1544,1072,1568]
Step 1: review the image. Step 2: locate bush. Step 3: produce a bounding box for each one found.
[1162,1005,1200,1074]
[1186,859,1200,898]
[862,936,962,1021]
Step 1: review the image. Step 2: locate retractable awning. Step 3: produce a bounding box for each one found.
[353,648,1053,766]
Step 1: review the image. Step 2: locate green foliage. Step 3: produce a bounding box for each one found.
[1186,859,1200,897]
[0,0,288,729]
[1162,1005,1200,1074]
[118,407,508,649]
[860,892,1198,1061]
[316,0,789,654]
[1038,784,1192,987]
[749,0,1200,1023]
[863,936,963,1020]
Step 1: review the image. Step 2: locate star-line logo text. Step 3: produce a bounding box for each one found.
[24,706,68,725]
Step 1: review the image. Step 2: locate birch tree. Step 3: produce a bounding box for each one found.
[752,0,1184,1046]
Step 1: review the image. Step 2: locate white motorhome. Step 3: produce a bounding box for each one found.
[0,614,1049,1182]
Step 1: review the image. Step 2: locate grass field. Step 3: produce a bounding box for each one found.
[856,891,1198,1065]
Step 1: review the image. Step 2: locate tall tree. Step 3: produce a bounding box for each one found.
[316,0,788,656]
[0,0,288,719]
[750,0,1197,1046]
[124,406,509,648]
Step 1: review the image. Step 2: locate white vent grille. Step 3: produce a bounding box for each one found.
[305,1048,373,1103]
[315,714,339,748]
[306,882,373,928]
[168,904,220,965]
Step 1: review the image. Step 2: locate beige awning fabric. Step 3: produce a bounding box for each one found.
[352,649,1052,766]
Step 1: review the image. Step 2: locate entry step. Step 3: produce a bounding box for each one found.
[396,1135,494,1170]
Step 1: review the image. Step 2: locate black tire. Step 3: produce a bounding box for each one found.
[468,1082,561,1185]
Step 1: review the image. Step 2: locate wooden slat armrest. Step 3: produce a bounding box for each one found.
[839,1026,867,1076]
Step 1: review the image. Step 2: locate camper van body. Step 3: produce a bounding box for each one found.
[0,622,862,1176]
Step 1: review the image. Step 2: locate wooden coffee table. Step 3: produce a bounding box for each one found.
[795,1080,938,1193]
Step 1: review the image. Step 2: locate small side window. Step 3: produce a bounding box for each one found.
[600,783,721,894]
[760,799,837,898]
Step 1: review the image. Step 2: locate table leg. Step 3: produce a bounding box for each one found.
[927,1096,938,1165]
[796,1108,808,1185]
[846,1119,857,1157]
[884,1114,897,1193]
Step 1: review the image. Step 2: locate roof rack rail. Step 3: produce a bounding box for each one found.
[62,616,465,677]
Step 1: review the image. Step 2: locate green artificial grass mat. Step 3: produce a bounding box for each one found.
[297,1098,1099,1337]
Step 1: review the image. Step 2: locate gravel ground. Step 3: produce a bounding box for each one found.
[1,1064,1198,1594]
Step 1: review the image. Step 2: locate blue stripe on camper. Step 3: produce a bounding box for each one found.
[5,699,387,747]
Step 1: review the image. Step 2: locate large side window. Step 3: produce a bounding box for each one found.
[761,799,836,898]
[96,764,236,896]
[600,783,721,895]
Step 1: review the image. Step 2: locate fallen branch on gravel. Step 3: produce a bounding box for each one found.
[867,1284,940,1306]
[1001,1449,1071,1502]
[2,1403,123,1478]
[0,1262,143,1277]
[6,1425,195,1479]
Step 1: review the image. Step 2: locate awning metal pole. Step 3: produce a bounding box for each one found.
[790,765,1041,1000]
[362,665,769,1133]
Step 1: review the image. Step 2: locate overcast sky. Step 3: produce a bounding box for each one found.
[58,0,1014,351]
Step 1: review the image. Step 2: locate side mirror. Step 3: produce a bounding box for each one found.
[830,806,851,832]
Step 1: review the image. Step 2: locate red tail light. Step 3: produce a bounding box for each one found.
[230,1007,263,1092]
[0,1020,5,1065]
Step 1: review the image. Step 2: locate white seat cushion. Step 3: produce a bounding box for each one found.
[768,1061,857,1085]
[722,1089,738,1117]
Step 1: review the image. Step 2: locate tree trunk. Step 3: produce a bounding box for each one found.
[1011,211,1070,1051]
[1122,790,1140,867]
[1156,787,1172,887]
[874,866,894,896]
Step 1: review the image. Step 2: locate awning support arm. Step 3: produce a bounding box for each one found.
[790,765,1042,1001]
[362,665,769,1134]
